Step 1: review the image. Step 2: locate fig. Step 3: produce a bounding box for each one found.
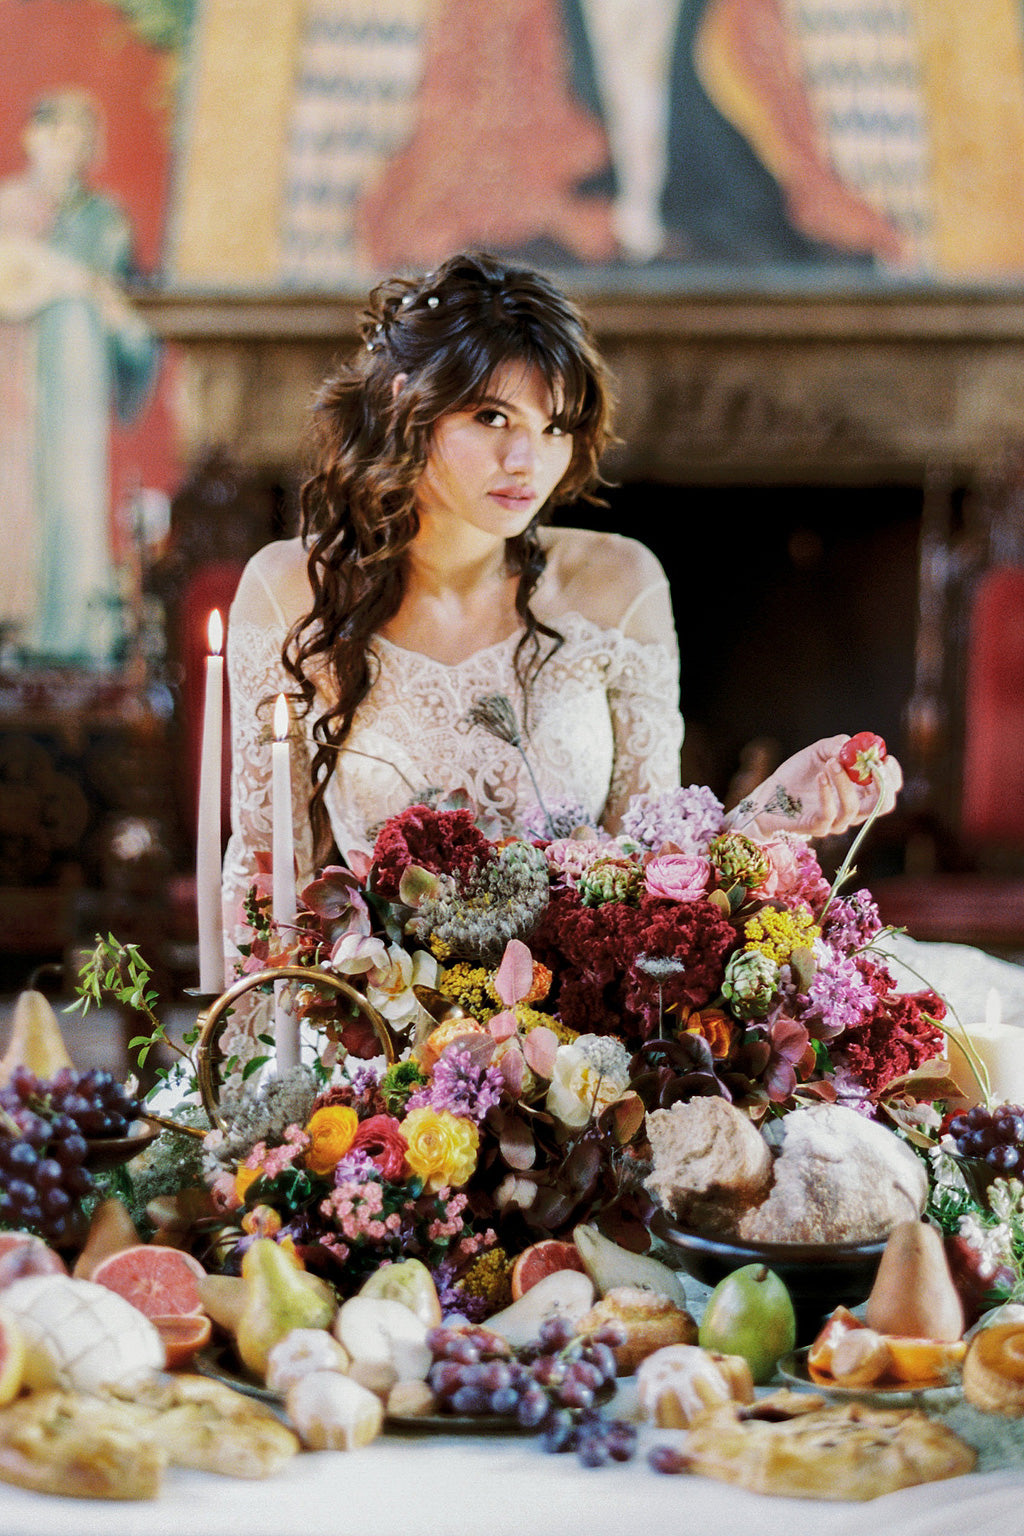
[698,1263,796,1385]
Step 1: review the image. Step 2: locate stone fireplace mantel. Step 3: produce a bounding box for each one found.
[140,288,1024,485]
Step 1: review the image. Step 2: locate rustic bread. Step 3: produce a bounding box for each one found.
[644,1097,773,1232]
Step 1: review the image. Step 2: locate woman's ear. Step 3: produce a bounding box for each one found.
[391,372,408,401]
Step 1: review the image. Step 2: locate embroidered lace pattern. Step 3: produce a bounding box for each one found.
[222,612,682,950]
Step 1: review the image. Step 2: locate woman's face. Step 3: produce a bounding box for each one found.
[414,361,574,544]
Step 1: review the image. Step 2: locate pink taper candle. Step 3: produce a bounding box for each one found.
[196,609,225,994]
[272,693,299,1071]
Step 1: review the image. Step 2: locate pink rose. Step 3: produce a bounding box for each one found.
[644,853,712,902]
[758,834,805,899]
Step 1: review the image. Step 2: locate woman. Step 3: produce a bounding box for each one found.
[222,251,898,954]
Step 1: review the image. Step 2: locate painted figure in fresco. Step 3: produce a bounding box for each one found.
[0,88,157,663]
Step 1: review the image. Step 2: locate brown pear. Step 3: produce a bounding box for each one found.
[73,1198,141,1280]
[865,1220,965,1341]
[0,990,73,1086]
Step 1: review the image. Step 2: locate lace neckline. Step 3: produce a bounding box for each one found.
[371,627,524,671]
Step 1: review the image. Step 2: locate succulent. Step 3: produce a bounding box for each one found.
[578,856,643,907]
[722,948,780,1021]
[408,840,550,966]
[707,831,770,890]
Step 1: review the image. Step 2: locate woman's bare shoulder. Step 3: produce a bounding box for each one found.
[538,525,669,627]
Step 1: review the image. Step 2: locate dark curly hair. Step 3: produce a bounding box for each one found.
[284,251,616,861]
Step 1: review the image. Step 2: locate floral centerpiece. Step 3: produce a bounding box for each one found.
[88,715,1013,1317]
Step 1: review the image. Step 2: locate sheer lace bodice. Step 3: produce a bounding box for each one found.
[222,589,682,951]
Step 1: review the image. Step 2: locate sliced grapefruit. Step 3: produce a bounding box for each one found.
[0,1307,26,1404]
[510,1239,587,1301]
[0,1233,66,1289]
[90,1244,207,1319]
[153,1312,213,1369]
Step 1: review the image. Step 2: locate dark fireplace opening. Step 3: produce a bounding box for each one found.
[568,481,923,836]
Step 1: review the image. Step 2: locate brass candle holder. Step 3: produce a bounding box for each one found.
[194,965,398,1130]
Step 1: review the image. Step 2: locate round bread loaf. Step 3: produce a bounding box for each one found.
[644,1097,773,1231]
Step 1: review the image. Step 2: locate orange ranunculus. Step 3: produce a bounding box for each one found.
[234,1164,263,1202]
[685,1008,736,1060]
[419,1017,488,1073]
[304,1105,360,1175]
[400,1106,479,1192]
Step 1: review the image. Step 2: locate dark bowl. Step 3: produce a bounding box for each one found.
[649,1209,887,1342]
[84,1118,161,1171]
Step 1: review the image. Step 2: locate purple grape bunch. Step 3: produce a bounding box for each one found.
[425,1314,637,1468]
[0,1065,142,1242]
[948,1103,1024,1176]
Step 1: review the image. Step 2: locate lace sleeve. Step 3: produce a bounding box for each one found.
[601,635,684,833]
[221,610,316,974]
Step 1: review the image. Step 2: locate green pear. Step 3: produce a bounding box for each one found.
[236,1239,336,1380]
[698,1263,796,1384]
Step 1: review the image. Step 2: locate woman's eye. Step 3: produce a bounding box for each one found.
[547,422,568,437]
[475,408,508,427]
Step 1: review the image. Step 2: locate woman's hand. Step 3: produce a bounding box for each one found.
[727,733,903,839]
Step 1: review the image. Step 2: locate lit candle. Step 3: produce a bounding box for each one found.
[947,989,1024,1106]
[196,609,225,994]
[272,693,299,1072]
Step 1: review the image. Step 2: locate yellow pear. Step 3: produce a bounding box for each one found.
[865,1220,964,1341]
[0,991,73,1086]
[236,1239,336,1380]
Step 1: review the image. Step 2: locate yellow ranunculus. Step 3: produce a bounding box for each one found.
[400,1106,479,1192]
[304,1105,360,1175]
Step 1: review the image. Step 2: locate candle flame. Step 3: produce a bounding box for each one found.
[274,693,290,741]
[207,609,224,655]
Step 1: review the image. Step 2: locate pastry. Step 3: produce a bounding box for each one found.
[104,1373,301,1477]
[636,1343,753,1426]
[737,1104,928,1244]
[0,1389,166,1501]
[285,1369,384,1450]
[576,1285,697,1374]
[644,1097,773,1233]
[679,1398,976,1499]
[963,1321,1024,1415]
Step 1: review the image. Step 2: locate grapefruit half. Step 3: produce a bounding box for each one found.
[90,1244,207,1318]
[510,1239,587,1301]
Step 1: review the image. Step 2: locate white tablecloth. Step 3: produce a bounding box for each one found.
[2,1422,1023,1536]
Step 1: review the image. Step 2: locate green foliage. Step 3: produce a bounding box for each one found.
[67,933,200,1096]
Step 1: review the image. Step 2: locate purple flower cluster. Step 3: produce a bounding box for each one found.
[620,784,725,854]
[519,796,597,840]
[821,889,884,950]
[406,1047,505,1125]
[796,942,877,1039]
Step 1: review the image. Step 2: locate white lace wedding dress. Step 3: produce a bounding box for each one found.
[221,532,683,955]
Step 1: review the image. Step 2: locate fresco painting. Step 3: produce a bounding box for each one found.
[4,0,1024,662]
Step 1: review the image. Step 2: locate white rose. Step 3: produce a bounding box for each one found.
[545,1041,630,1129]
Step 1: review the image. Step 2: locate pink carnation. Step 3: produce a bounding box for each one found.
[643,853,712,902]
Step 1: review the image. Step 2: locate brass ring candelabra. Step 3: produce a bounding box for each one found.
[194,966,398,1131]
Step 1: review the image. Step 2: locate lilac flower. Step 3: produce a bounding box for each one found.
[332,1148,380,1185]
[795,941,877,1039]
[519,796,597,840]
[406,1047,505,1125]
[829,1062,881,1117]
[821,889,884,951]
[621,784,725,854]
[346,1061,384,1100]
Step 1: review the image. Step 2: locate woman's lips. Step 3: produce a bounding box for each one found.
[489,487,536,509]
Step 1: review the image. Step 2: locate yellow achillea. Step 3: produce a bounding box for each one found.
[440,963,499,1020]
[743,905,820,965]
[304,1105,359,1176]
[456,1247,513,1311]
[516,1003,577,1045]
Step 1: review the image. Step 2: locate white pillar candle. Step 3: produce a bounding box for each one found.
[272,693,299,1073]
[196,609,225,994]
[947,989,1024,1106]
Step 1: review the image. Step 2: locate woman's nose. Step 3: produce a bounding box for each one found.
[502,427,538,475]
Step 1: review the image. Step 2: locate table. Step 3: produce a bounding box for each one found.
[1,1423,1022,1536]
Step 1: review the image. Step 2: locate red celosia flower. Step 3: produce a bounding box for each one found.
[836,989,946,1097]
[370,805,494,900]
[531,887,736,1046]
